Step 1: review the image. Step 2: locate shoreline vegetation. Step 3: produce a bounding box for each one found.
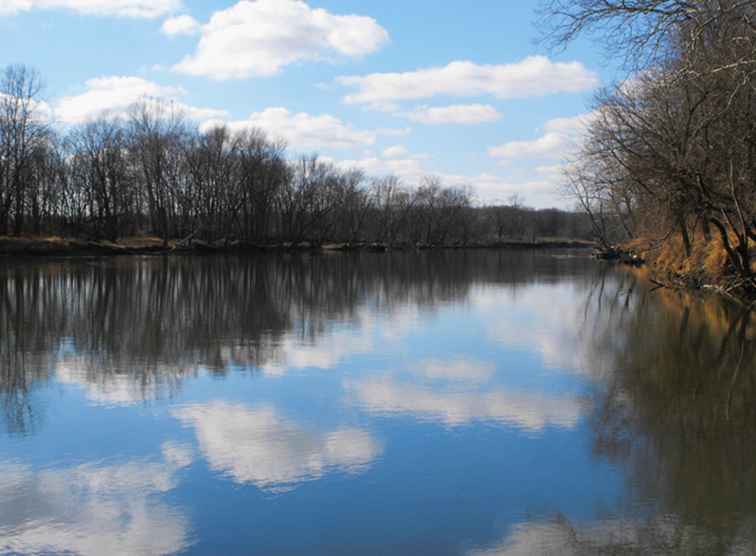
[0,63,595,264]
[0,235,595,257]
[595,236,756,308]
[539,1,756,304]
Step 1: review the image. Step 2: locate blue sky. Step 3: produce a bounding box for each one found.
[1,0,620,208]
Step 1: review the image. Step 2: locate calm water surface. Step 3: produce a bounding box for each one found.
[0,251,755,555]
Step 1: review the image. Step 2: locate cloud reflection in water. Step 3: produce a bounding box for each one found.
[0,442,194,556]
[173,402,382,491]
[345,376,583,431]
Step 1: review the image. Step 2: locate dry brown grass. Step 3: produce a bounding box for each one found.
[0,234,176,254]
[116,236,168,248]
[0,234,68,243]
[624,230,754,288]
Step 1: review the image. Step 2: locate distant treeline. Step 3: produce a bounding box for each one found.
[540,0,756,286]
[0,65,592,245]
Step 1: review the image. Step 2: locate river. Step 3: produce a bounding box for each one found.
[0,251,754,555]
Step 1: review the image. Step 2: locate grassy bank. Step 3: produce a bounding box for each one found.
[617,235,756,305]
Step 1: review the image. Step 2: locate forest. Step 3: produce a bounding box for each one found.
[0,66,591,248]
[540,0,756,294]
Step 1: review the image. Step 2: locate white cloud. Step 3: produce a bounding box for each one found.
[543,112,598,135]
[173,0,389,79]
[345,377,582,431]
[328,146,567,207]
[338,56,599,108]
[382,145,409,158]
[488,112,597,161]
[457,174,565,206]
[0,92,53,122]
[331,153,428,184]
[405,104,502,125]
[161,14,199,36]
[488,132,566,160]
[173,402,382,491]
[201,107,378,151]
[534,163,569,178]
[0,0,180,18]
[54,76,228,124]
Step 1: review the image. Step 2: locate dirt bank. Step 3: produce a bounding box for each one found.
[0,236,595,258]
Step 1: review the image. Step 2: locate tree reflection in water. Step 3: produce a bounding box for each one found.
[0,251,587,434]
[2,252,755,554]
[473,270,756,555]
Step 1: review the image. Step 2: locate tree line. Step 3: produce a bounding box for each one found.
[540,0,756,284]
[0,64,592,246]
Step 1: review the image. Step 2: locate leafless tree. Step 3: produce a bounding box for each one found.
[0,65,47,235]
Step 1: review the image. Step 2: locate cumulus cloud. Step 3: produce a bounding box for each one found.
[404,104,502,125]
[337,57,599,108]
[173,402,382,491]
[0,454,192,556]
[488,112,597,161]
[54,76,228,124]
[345,377,582,431]
[173,0,389,79]
[0,0,180,18]
[201,107,380,151]
[161,14,199,36]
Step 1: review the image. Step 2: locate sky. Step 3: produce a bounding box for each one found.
[0,0,621,208]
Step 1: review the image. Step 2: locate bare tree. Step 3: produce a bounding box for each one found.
[128,99,188,244]
[0,65,48,235]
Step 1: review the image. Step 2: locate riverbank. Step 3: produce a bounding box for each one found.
[0,235,596,258]
[601,236,756,305]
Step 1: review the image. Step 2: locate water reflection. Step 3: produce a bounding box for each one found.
[469,515,756,555]
[0,446,193,556]
[0,252,584,433]
[467,269,756,555]
[0,252,755,554]
[258,309,378,376]
[412,358,495,384]
[580,279,756,554]
[173,402,381,492]
[345,377,583,430]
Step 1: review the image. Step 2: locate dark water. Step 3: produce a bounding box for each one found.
[0,251,755,555]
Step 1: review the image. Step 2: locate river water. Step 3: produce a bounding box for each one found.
[0,251,754,555]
